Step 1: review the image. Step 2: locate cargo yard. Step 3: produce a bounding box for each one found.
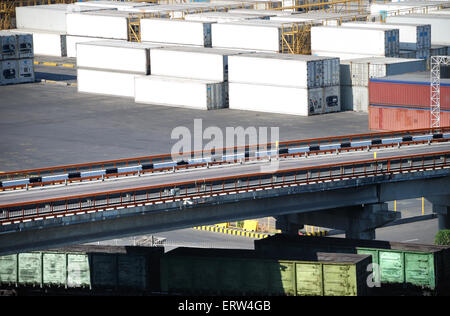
[1,0,450,299]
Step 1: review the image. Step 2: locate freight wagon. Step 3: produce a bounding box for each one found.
[254,235,450,293]
[0,245,163,293]
[160,247,372,296]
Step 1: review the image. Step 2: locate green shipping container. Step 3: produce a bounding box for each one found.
[0,255,17,285]
[0,245,163,292]
[254,235,450,292]
[160,247,371,296]
[18,253,42,286]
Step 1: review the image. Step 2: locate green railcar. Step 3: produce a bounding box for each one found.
[160,247,372,296]
[0,245,163,292]
[254,235,450,292]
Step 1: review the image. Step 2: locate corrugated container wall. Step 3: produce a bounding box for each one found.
[369,79,450,110]
[369,106,450,131]
[140,19,213,47]
[311,26,398,57]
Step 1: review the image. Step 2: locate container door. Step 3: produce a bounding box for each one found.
[118,254,148,291]
[296,262,323,296]
[268,261,294,295]
[0,254,17,285]
[18,253,42,286]
[404,253,435,289]
[1,60,18,84]
[204,23,212,47]
[378,251,404,284]
[43,253,67,287]
[323,264,357,296]
[91,253,117,289]
[67,253,91,288]
[357,249,380,286]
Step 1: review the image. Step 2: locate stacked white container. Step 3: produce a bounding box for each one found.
[14,3,111,57]
[140,19,214,47]
[340,57,427,112]
[211,20,302,52]
[0,31,34,86]
[76,40,164,98]
[227,52,340,116]
[311,26,400,59]
[135,46,243,110]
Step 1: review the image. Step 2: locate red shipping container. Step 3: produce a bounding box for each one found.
[369,105,450,131]
[369,79,450,110]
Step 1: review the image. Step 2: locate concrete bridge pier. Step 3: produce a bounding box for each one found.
[275,203,400,240]
[427,195,450,230]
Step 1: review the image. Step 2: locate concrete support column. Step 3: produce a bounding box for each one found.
[427,195,450,230]
[432,205,450,230]
[275,215,303,235]
[277,203,399,240]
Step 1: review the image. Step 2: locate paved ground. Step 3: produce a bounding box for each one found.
[0,78,369,172]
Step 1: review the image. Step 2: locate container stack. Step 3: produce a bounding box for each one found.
[340,57,427,112]
[368,71,450,131]
[341,21,432,58]
[0,31,34,86]
[134,46,242,110]
[386,14,450,48]
[311,26,400,60]
[13,3,109,57]
[227,52,340,116]
[76,40,164,98]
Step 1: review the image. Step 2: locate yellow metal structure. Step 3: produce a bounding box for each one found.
[281,22,311,55]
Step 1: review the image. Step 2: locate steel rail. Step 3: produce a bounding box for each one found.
[1,150,449,226]
[0,127,449,186]
[1,138,448,192]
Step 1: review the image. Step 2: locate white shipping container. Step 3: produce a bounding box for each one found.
[228,52,335,88]
[340,57,427,87]
[66,35,114,58]
[229,82,324,116]
[10,29,66,57]
[386,15,450,45]
[323,85,340,113]
[74,0,152,10]
[370,1,446,15]
[67,11,130,40]
[16,4,109,33]
[150,46,245,81]
[311,26,395,57]
[313,51,391,60]
[340,85,369,112]
[17,58,35,84]
[184,12,267,23]
[141,19,213,47]
[0,31,18,60]
[134,75,226,110]
[77,68,137,98]
[212,21,289,52]
[342,21,430,50]
[77,41,164,74]
[1,60,18,85]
